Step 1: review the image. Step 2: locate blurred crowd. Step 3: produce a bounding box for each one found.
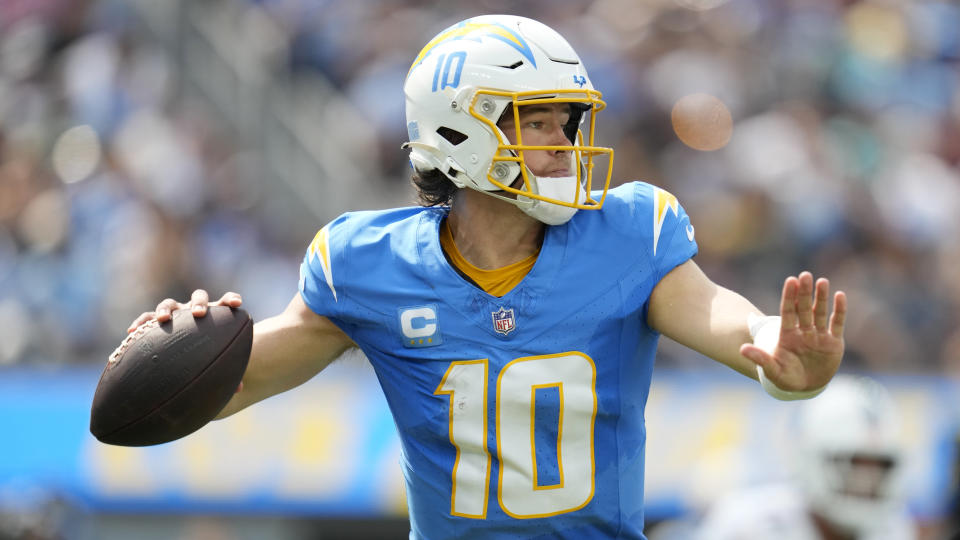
[0,0,958,374]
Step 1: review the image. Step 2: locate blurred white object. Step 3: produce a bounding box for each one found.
[52,124,102,184]
[696,481,914,540]
[0,299,31,365]
[113,110,205,217]
[794,375,910,537]
[696,375,915,540]
[873,152,960,247]
[16,189,69,253]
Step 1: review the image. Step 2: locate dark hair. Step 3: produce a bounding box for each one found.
[411,168,458,207]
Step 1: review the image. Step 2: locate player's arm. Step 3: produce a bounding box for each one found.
[215,292,354,418]
[648,259,761,379]
[128,289,355,420]
[648,259,846,393]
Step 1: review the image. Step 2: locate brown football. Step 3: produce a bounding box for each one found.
[90,306,252,446]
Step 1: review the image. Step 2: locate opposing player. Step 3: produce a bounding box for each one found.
[695,375,914,540]
[127,15,847,539]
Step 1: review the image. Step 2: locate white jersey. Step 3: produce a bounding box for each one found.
[695,484,916,540]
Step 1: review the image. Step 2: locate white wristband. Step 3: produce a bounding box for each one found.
[756,364,826,401]
[747,313,780,355]
[747,314,827,401]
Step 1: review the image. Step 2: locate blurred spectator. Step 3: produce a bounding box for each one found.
[0,0,958,376]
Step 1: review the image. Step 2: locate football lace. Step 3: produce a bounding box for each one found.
[108,319,160,364]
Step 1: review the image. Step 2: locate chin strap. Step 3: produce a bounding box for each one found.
[517,175,583,225]
[748,314,828,401]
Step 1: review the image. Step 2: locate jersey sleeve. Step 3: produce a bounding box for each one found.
[298,218,345,320]
[636,183,698,282]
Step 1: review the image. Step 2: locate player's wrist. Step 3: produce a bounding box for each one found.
[747,314,827,401]
[755,365,826,401]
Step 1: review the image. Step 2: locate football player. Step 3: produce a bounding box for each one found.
[695,375,914,540]
[128,15,847,539]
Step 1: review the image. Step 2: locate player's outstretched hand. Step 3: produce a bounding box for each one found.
[739,272,846,392]
[126,290,244,333]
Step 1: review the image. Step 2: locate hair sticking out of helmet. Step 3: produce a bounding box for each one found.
[791,375,907,536]
[402,14,614,225]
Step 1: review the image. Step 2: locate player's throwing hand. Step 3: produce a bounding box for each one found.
[124,289,246,395]
[126,289,243,332]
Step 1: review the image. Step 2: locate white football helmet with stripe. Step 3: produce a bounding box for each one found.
[793,375,908,536]
[403,14,614,225]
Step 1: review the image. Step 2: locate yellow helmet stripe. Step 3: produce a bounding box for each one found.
[408,21,536,78]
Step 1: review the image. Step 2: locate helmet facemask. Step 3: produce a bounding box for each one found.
[811,452,903,534]
[469,89,613,225]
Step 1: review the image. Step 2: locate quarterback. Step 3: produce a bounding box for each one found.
[129,15,847,539]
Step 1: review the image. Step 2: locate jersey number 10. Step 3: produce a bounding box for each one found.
[435,352,597,519]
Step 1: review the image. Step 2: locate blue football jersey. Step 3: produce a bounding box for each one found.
[299,181,697,539]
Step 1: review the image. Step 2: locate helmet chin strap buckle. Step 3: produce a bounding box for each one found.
[491,163,513,182]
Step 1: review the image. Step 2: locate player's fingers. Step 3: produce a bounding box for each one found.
[780,276,800,329]
[829,290,847,338]
[812,278,830,331]
[127,312,155,333]
[796,271,814,330]
[155,298,182,322]
[214,291,243,308]
[740,343,774,371]
[190,289,210,316]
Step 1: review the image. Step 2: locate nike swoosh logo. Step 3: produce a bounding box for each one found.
[686,224,695,242]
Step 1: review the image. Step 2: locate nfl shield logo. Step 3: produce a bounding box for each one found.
[491,307,516,336]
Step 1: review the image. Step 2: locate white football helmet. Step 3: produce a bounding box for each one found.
[403,15,614,225]
[793,375,907,536]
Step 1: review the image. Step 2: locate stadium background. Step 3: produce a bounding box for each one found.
[1,0,958,538]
